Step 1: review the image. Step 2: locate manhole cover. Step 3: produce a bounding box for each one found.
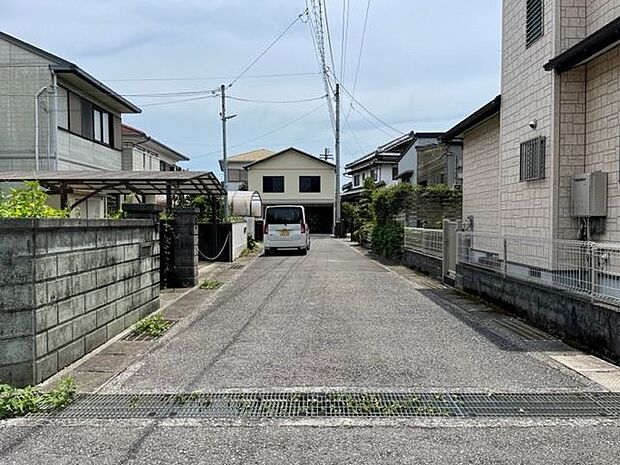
[35,392,620,419]
[123,321,176,342]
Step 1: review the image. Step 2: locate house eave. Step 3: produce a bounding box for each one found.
[544,17,620,74]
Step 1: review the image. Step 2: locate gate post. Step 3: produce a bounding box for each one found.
[172,207,199,288]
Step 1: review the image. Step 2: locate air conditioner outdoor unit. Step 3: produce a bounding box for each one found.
[572,171,607,217]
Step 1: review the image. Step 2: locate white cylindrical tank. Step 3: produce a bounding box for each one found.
[228,190,262,218]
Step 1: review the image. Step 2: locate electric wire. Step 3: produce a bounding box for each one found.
[227,9,308,88]
[103,72,320,82]
[340,0,350,84]
[346,0,372,121]
[226,94,327,104]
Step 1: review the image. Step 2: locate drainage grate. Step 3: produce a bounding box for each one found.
[491,318,557,341]
[122,321,176,342]
[37,392,620,419]
[230,264,245,270]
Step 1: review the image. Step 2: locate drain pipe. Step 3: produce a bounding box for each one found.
[49,71,59,170]
[34,86,47,171]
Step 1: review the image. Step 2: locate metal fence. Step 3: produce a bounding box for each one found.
[458,232,620,305]
[404,227,443,258]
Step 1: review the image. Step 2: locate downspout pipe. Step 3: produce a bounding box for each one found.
[34,86,47,171]
[50,71,59,170]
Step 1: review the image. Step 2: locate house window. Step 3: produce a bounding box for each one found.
[526,0,544,47]
[64,87,115,147]
[299,176,321,193]
[520,136,546,181]
[371,169,378,181]
[392,166,399,180]
[263,176,284,193]
[228,169,247,182]
[353,174,360,186]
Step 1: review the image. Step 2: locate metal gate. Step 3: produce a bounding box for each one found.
[442,219,460,283]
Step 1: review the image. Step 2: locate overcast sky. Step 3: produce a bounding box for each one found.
[2,0,501,175]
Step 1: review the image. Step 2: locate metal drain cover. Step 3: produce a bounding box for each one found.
[37,392,620,419]
[230,264,245,270]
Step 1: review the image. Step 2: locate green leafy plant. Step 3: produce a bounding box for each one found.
[132,313,172,337]
[108,209,126,219]
[247,234,257,251]
[0,181,69,219]
[0,376,76,419]
[200,279,223,290]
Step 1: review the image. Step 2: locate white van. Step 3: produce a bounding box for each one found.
[263,205,310,255]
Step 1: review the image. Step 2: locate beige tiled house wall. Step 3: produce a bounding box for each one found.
[462,115,501,236]
[500,0,557,239]
[583,47,620,240]
[586,0,620,34]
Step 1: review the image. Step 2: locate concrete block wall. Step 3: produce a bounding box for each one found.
[0,219,160,387]
[586,0,620,35]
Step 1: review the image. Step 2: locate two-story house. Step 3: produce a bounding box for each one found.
[245,147,336,233]
[342,135,413,201]
[448,1,620,243]
[416,139,463,188]
[219,149,274,191]
[0,31,141,172]
[395,132,443,184]
[122,125,188,172]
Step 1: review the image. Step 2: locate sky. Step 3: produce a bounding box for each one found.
[1,0,501,176]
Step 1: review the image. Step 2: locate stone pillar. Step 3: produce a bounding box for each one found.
[173,207,199,287]
[122,203,163,222]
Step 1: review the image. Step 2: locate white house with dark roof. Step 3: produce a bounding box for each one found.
[245,147,336,233]
[122,124,188,172]
[0,30,141,173]
[219,149,274,191]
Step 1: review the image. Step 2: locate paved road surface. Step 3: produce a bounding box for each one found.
[1,237,619,464]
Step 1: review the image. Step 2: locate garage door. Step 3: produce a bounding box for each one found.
[304,205,333,234]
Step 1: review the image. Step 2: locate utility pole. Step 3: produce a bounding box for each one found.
[220,84,229,217]
[334,83,341,236]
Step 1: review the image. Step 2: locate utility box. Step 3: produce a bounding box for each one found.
[572,171,608,217]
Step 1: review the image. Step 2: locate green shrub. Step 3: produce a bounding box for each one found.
[371,221,404,258]
[0,376,76,419]
[0,181,69,219]
[200,279,223,290]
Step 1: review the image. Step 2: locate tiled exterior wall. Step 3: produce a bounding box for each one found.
[0,37,52,170]
[462,115,501,236]
[500,0,557,239]
[556,68,587,239]
[560,0,587,50]
[57,130,122,171]
[586,0,620,35]
[0,219,160,387]
[583,47,620,240]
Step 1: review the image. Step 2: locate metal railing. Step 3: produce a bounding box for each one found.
[458,232,620,305]
[404,227,443,258]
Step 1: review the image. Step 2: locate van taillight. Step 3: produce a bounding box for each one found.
[301,223,306,234]
[264,223,268,235]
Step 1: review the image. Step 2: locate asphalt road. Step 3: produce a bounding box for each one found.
[1,237,619,464]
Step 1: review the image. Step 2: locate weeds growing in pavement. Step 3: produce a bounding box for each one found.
[200,279,223,290]
[132,313,172,337]
[0,376,76,419]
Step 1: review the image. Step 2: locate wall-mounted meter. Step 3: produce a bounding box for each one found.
[572,171,608,217]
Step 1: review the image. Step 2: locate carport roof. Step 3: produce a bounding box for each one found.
[0,170,226,197]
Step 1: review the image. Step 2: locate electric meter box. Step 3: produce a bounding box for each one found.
[572,171,608,217]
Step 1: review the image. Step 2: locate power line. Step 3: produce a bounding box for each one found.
[140,95,217,107]
[321,0,338,75]
[340,0,351,84]
[226,94,327,104]
[227,9,308,88]
[306,0,336,133]
[103,72,320,82]
[191,102,326,159]
[335,78,403,135]
[349,104,394,138]
[347,0,372,121]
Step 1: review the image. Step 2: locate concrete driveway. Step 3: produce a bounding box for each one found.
[1,237,619,464]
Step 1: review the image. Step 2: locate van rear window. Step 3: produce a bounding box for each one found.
[266,207,303,224]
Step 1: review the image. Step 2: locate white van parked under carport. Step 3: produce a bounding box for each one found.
[263,205,310,255]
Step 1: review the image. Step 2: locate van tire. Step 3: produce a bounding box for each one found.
[300,247,308,256]
[264,248,272,256]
